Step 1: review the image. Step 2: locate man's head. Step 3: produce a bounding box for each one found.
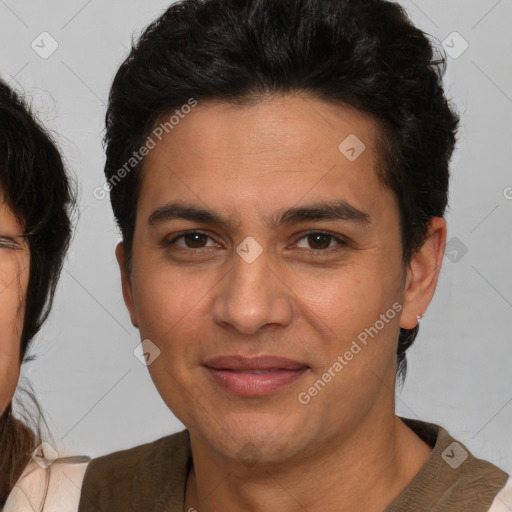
[105,0,458,465]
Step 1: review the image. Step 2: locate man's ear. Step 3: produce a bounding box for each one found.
[400,217,447,329]
[115,242,139,329]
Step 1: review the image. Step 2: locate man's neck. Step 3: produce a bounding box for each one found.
[184,414,433,512]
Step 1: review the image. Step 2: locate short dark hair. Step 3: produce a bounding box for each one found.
[103,0,460,382]
[0,78,74,503]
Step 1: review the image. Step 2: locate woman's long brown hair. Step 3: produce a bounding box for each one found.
[0,405,35,505]
[0,79,74,505]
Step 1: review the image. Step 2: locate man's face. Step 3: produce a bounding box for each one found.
[120,94,416,464]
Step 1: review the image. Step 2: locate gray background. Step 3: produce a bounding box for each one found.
[1,0,511,472]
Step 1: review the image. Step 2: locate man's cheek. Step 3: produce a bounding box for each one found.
[135,284,176,329]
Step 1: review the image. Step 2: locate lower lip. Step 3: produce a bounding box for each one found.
[205,366,308,396]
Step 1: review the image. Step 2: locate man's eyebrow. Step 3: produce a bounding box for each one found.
[274,200,371,226]
[147,200,371,229]
[148,203,229,228]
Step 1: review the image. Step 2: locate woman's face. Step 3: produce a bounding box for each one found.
[0,195,30,414]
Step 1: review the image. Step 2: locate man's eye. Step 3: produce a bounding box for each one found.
[165,230,347,253]
[168,231,217,249]
[294,232,347,251]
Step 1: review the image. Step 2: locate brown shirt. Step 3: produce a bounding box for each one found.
[78,417,509,512]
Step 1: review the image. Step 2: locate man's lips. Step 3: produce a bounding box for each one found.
[203,355,309,396]
[203,355,308,371]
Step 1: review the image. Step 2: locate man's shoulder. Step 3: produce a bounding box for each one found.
[489,476,512,511]
[86,429,189,472]
[392,417,510,512]
[78,429,191,511]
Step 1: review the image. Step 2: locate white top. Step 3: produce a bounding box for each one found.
[3,458,89,512]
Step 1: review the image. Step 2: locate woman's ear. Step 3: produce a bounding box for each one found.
[115,242,139,328]
[400,217,447,329]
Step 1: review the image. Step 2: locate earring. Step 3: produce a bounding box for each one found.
[416,314,422,325]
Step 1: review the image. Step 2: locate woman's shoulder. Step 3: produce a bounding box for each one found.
[4,456,90,512]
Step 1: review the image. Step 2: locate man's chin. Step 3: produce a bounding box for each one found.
[192,422,308,469]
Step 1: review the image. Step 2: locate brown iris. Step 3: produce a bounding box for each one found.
[183,232,209,248]
[307,233,331,250]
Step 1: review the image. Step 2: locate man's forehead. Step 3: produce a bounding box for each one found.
[138,95,386,226]
[148,94,380,156]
